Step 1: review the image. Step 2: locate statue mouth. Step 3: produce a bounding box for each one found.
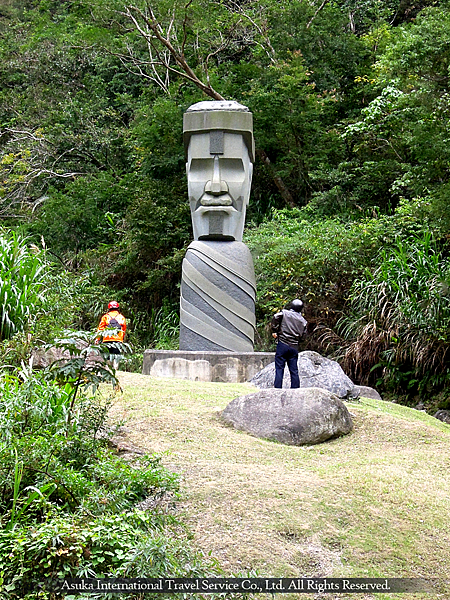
[198,193,233,207]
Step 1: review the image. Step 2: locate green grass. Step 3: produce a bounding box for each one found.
[352,396,450,432]
[110,374,450,599]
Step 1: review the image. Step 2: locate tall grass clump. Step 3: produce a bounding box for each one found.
[340,232,450,398]
[150,299,180,350]
[0,231,46,340]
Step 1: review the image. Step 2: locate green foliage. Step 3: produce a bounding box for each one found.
[245,55,339,204]
[0,508,215,599]
[30,173,133,257]
[340,232,450,397]
[248,207,403,339]
[0,230,46,340]
[45,329,124,394]
[129,96,185,178]
[103,177,190,315]
[376,4,450,92]
[314,4,450,219]
[0,357,210,599]
[150,300,180,350]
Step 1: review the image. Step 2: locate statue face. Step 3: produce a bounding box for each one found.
[186,131,253,242]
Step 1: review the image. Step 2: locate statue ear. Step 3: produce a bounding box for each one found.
[248,163,254,204]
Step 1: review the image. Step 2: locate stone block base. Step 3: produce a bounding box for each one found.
[142,350,274,383]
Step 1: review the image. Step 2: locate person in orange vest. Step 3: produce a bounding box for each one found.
[96,301,127,370]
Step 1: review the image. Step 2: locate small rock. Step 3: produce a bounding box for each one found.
[222,387,353,446]
[434,410,450,424]
[353,385,382,401]
[31,341,104,369]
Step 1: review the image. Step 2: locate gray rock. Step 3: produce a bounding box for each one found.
[434,410,450,424]
[31,346,69,369]
[250,351,359,399]
[31,341,104,370]
[354,385,382,401]
[222,387,353,445]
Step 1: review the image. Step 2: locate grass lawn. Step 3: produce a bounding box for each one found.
[110,373,450,600]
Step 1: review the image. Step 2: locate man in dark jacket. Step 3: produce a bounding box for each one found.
[271,299,307,388]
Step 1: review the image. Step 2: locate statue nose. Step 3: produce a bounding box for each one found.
[205,156,229,195]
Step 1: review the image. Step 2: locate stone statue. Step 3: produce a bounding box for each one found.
[179,100,256,352]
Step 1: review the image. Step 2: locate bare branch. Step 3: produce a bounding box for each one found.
[306,0,330,29]
[2,128,48,145]
[122,4,224,99]
[182,0,194,57]
[216,0,277,62]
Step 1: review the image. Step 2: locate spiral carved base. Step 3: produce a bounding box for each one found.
[179,240,256,352]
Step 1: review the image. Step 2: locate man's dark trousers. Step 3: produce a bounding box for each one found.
[274,341,300,388]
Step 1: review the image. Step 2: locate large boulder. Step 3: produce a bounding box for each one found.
[250,350,359,399]
[222,387,353,446]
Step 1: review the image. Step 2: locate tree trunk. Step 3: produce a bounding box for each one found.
[256,149,296,208]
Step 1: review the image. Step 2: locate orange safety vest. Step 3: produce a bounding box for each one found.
[97,310,127,342]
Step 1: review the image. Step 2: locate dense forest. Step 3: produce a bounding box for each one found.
[1,0,450,406]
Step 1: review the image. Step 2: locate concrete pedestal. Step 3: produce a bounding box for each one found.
[142,350,274,383]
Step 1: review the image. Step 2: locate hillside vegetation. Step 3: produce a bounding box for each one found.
[2,3,450,593]
[2,1,450,403]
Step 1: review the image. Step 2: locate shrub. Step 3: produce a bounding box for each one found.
[0,362,207,600]
[247,209,397,349]
[0,230,46,340]
[0,509,215,599]
[245,199,428,351]
[340,232,450,397]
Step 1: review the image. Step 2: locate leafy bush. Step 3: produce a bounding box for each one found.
[0,358,209,599]
[0,317,215,600]
[0,369,108,514]
[245,205,424,350]
[0,509,215,599]
[45,330,122,395]
[340,232,450,398]
[0,230,46,340]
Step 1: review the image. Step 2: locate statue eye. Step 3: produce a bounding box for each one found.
[219,159,246,182]
[189,158,213,181]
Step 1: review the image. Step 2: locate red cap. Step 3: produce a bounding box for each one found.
[108,301,119,310]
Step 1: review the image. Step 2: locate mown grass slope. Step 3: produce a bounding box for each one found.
[111,373,450,600]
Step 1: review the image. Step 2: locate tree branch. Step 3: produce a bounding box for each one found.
[182,0,194,57]
[122,4,224,99]
[306,0,330,29]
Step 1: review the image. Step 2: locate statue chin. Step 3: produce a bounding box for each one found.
[191,203,246,242]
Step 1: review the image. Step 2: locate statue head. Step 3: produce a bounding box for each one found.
[183,100,255,242]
